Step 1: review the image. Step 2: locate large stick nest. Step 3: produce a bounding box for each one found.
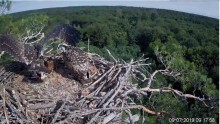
[0,51,149,124]
[0,50,211,124]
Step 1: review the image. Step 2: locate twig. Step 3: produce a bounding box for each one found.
[28,102,56,110]
[51,101,65,124]
[140,87,208,106]
[85,65,115,88]
[106,49,117,63]
[2,88,9,124]
[88,38,90,52]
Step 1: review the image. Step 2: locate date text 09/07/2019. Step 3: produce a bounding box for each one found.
[169,118,215,123]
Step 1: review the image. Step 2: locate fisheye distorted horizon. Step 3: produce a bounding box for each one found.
[9,0,219,19]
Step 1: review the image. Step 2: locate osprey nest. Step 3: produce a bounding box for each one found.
[0,49,163,124]
[0,25,210,124]
[0,50,209,124]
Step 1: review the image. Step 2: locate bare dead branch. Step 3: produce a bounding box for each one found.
[2,88,9,124]
[106,49,118,63]
[21,25,45,44]
[140,87,208,106]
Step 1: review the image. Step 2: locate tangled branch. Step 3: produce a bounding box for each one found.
[21,25,45,44]
[0,49,214,123]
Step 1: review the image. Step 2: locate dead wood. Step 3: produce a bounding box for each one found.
[0,49,213,124]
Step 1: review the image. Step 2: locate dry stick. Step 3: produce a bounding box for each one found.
[51,101,65,124]
[84,79,120,122]
[93,79,108,96]
[8,98,27,118]
[108,68,121,82]
[121,89,137,98]
[54,112,86,124]
[86,109,102,124]
[98,84,118,107]
[104,82,122,106]
[99,65,127,106]
[0,67,6,76]
[28,102,56,110]
[92,66,115,95]
[87,82,120,124]
[80,66,115,104]
[106,49,117,63]
[23,26,45,44]
[5,100,24,124]
[145,69,167,89]
[27,98,54,102]
[85,65,115,88]
[73,105,158,116]
[0,71,14,83]
[125,109,134,124]
[132,69,149,82]
[87,60,134,124]
[10,90,27,116]
[140,87,208,106]
[88,38,90,52]
[117,60,150,68]
[2,88,9,124]
[141,108,145,124]
[99,68,122,94]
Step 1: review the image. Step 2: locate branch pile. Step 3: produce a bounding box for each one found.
[0,50,212,124]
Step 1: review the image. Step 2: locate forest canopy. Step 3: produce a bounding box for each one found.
[0,6,219,123]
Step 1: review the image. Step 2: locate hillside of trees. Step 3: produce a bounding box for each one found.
[0,6,219,123]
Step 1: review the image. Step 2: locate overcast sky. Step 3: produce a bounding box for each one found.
[8,0,219,19]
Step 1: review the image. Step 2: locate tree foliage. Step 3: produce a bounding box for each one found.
[0,0,11,15]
